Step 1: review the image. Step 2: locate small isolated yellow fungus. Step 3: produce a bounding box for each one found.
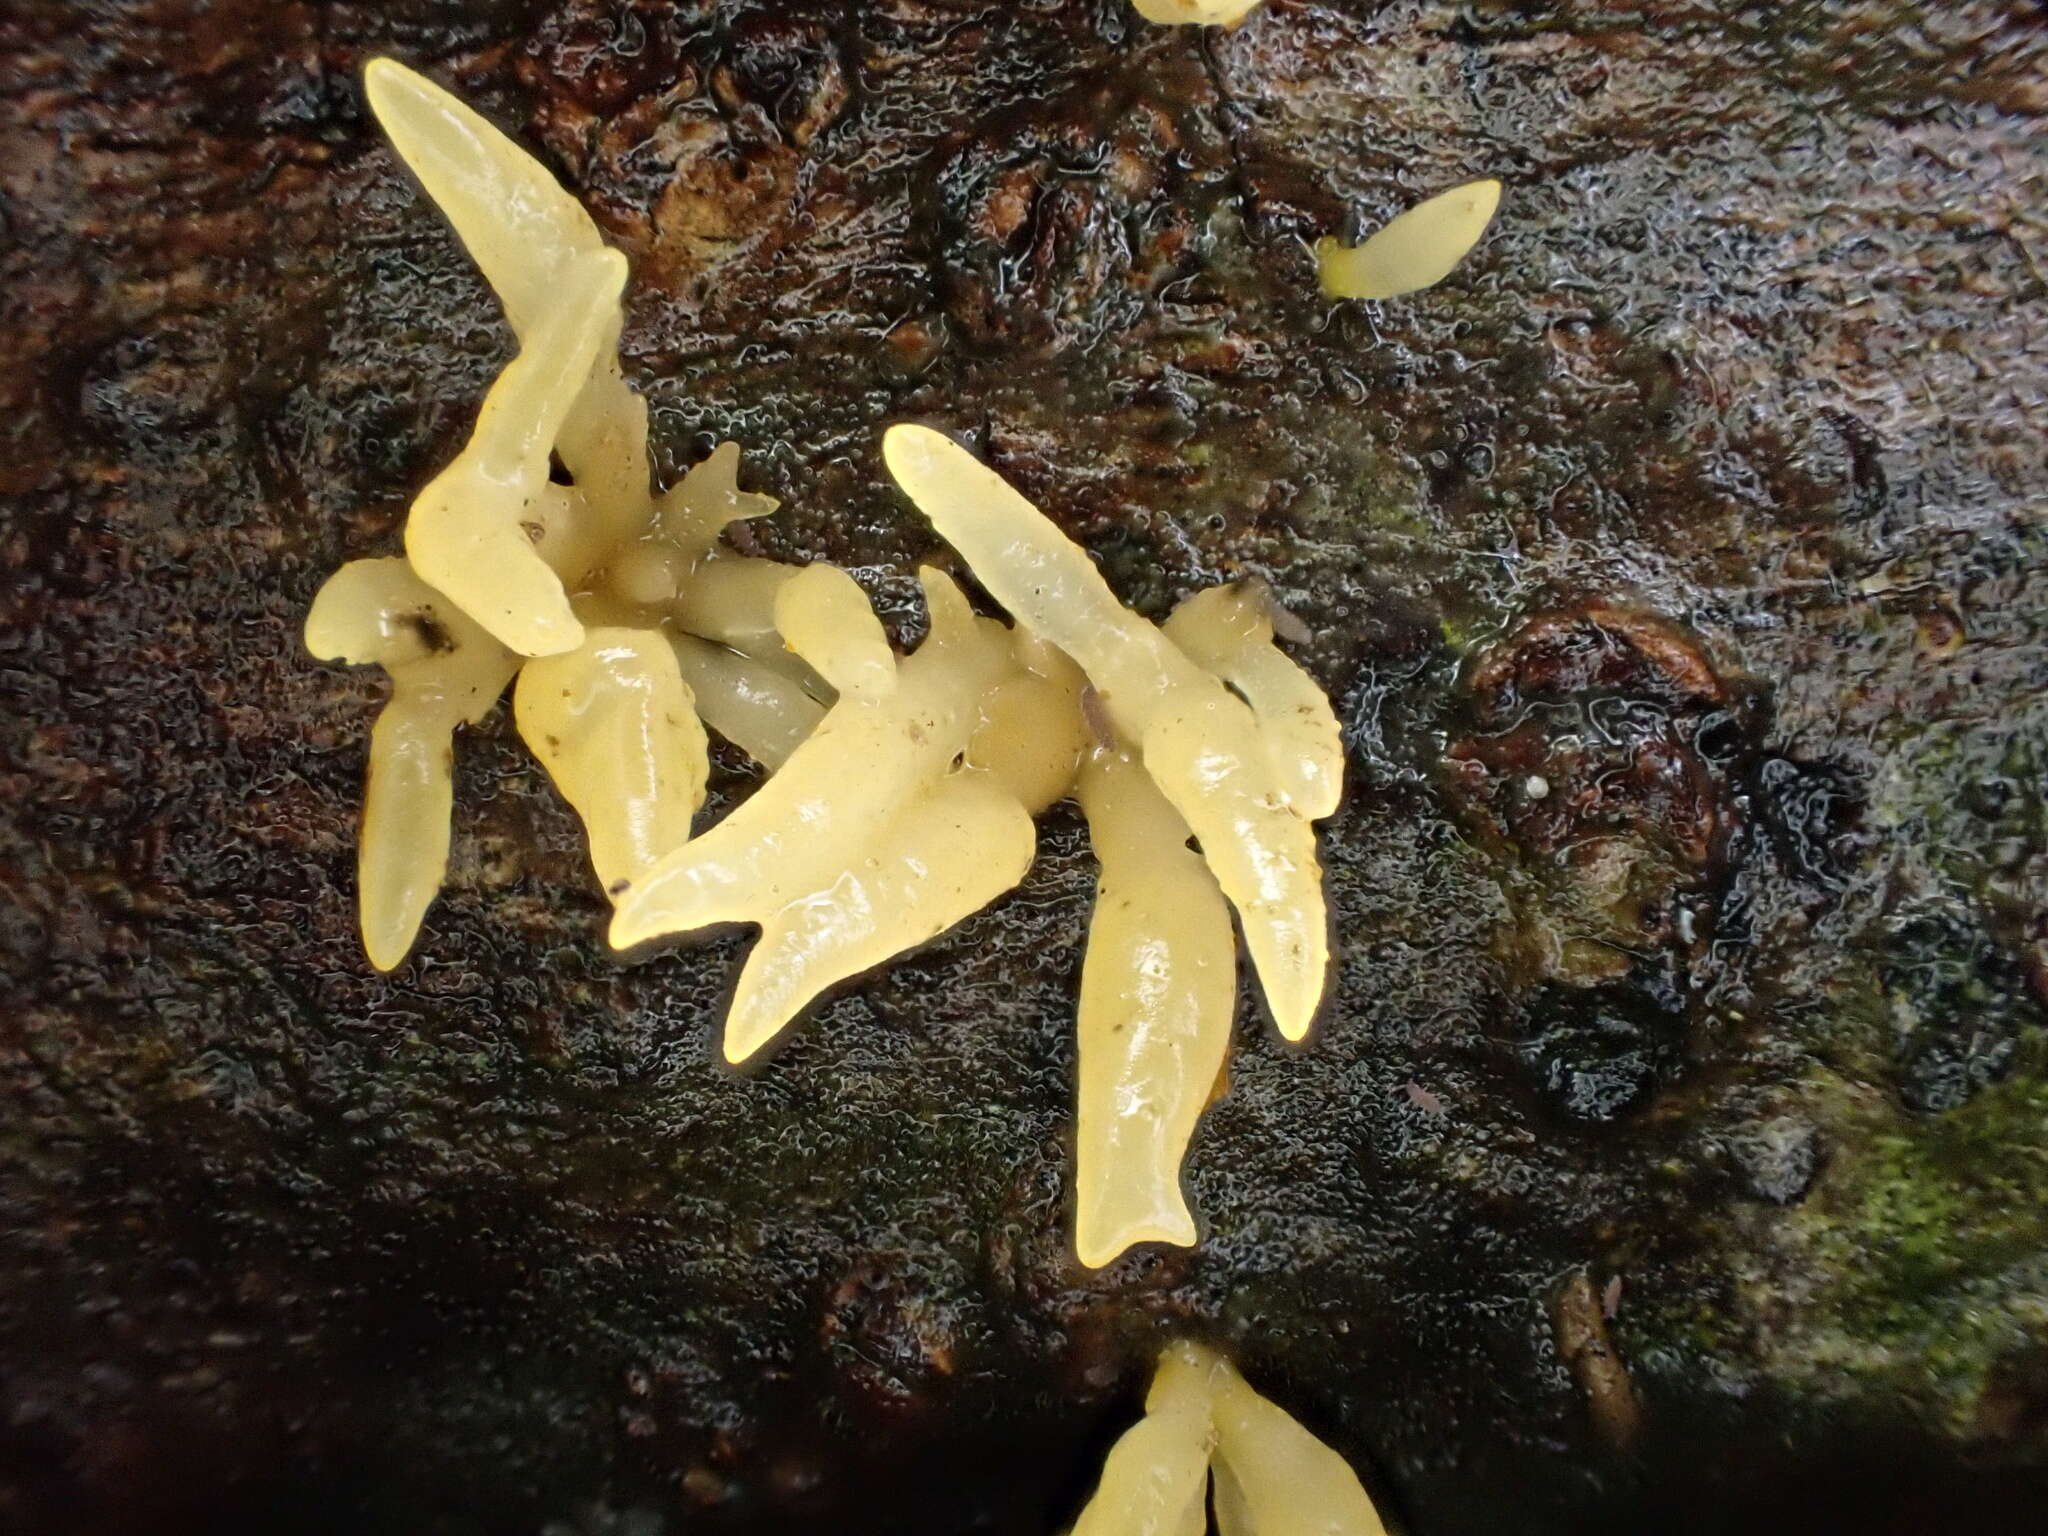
[880,423,1335,1042]
[1072,1342,1388,1536]
[1315,178,1502,302]
[1073,746,1235,1268]
[1132,0,1265,26]
[305,558,519,970]
[513,629,708,895]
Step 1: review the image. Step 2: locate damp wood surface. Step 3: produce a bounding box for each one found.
[2,2,2046,1534]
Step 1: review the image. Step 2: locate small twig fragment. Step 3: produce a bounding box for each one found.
[1553,1269,1642,1452]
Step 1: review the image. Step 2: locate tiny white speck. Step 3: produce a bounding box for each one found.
[1524,775,1550,799]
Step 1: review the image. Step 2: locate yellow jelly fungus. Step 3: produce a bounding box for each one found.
[1073,1342,1388,1536]
[1206,1353,1389,1536]
[666,633,825,771]
[366,58,664,656]
[513,628,708,895]
[880,423,1335,1042]
[610,570,1039,1065]
[364,57,652,552]
[723,770,1035,1065]
[403,248,623,657]
[1073,746,1236,1268]
[305,558,519,970]
[312,60,787,966]
[1132,0,1265,27]
[1162,583,1343,821]
[315,61,1355,1273]
[1071,1340,1215,1536]
[772,564,897,703]
[1315,178,1502,302]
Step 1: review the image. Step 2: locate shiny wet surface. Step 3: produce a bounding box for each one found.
[1,2,2045,1532]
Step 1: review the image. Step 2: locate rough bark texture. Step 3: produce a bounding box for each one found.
[2,2,2046,1533]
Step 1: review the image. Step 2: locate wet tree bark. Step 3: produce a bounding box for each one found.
[2,3,2045,1532]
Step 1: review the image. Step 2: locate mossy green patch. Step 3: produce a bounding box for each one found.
[1789,1052,2048,1430]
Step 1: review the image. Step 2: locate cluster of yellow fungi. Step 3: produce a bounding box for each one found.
[309,60,1350,1273]
[1070,1341,1388,1536]
[310,40,1501,1277]
[305,34,1509,1526]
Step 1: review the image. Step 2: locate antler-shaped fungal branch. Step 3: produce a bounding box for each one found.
[1162,583,1343,820]
[1071,1341,1388,1536]
[306,559,520,970]
[881,425,1339,1041]
[1069,580,1342,1265]
[364,57,653,657]
[610,569,1073,1065]
[1073,745,1236,1267]
[311,59,807,969]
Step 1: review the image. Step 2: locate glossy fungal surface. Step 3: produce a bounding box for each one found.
[309,60,1345,1270]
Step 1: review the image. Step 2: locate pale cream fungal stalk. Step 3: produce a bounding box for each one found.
[1163,583,1343,821]
[513,629,708,895]
[305,558,520,971]
[880,424,1336,1042]
[599,448,779,617]
[360,58,607,337]
[669,556,797,646]
[1316,179,1502,302]
[1073,747,1235,1268]
[1072,1342,1388,1536]
[610,569,1041,1066]
[314,62,1355,1274]
[666,633,824,771]
[365,52,653,548]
